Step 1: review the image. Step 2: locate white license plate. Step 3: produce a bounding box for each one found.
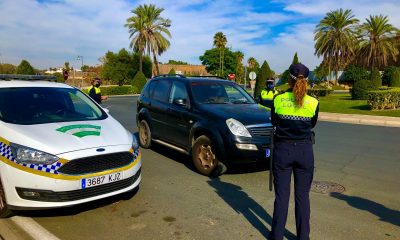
[81,172,123,189]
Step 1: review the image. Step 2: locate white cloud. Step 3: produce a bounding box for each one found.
[0,0,399,73]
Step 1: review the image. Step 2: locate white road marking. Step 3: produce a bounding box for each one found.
[10,216,60,240]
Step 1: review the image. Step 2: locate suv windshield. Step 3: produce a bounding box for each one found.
[191,82,255,104]
[0,87,106,125]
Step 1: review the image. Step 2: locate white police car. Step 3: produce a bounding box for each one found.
[0,75,141,217]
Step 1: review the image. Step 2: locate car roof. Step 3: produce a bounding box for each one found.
[151,75,234,84]
[0,80,74,88]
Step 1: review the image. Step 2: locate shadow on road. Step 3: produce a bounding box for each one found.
[330,192,400,227]
[207,177,296,240]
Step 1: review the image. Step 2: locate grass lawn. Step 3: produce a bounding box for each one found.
[318,93,400,117]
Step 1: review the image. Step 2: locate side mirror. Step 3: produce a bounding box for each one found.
[102,107,110,113]
[173,98,187,107]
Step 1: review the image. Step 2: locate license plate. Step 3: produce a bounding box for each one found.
[81,172,123,189]
[266,148,271,157]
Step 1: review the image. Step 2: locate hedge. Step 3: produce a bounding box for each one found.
[83,85,140,95]
[352,79,375,100]
[368,88,400,110]
[307,89,333,97]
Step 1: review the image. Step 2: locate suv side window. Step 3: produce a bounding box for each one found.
[169,81,188,104]
[152,80,171,102]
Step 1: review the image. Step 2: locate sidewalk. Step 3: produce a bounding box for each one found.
[319,112,400,128]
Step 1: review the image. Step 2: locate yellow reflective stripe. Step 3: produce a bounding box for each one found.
[0,136,9,145]
[258,104,270,110]
[274,92,318,118]
[89,86,101,94]
[0,152,141,180]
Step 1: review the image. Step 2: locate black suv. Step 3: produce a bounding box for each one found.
[136,75,273,176]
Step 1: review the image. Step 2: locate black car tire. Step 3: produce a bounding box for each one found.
[192,135,219,176]
[0,180,12,218]
[138,120,152,148]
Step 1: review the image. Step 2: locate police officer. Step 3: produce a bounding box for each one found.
[260,79,279,108]
[269,63,319,240]
[88,77,108,104]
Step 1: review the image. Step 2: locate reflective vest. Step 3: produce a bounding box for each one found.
[261,88,279,100]
[88,86,101,94]
[274,92,318,119]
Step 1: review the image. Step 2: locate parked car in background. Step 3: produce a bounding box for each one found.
[0,75,141,217]
[136,74,273,176]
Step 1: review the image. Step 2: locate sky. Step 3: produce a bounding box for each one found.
[0,0,400,73]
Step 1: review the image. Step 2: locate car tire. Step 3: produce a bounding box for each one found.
[192,135,219,176]
[138,120,152,148]
[0,180,12,218]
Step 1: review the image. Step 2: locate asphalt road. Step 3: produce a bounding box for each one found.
[20,96,400,240]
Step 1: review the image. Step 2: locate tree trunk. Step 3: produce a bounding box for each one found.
[139,51,143,73]
[152,51,160,76]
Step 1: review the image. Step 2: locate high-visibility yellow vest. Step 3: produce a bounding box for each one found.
[261,89,279,100]
[89,86,101,94]
[274,92,318,118]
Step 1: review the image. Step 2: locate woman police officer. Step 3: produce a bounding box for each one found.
[269,63,319,240]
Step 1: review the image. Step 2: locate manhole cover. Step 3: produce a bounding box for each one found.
[311,181,345,194]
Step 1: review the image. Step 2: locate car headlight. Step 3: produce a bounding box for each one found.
[226,118,251,137]
[10,143,59,165]
[132,134,139,150]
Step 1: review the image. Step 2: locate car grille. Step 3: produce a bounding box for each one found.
[58,152,134,175]
[16,168,141,202]
[248,126,273,137]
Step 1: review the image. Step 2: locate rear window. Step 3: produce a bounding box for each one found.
[0,87,107,125]
[191,82,255,104]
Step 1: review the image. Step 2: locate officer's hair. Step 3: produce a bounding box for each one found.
[291,75,307,107]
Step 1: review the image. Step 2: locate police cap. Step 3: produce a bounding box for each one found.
[289,63,309,80]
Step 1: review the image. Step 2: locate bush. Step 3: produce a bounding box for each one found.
[168,68,176,75]
[352,79,375,100]
[342,65,369,84]
[390,68,400,87]
[368,88,400,110]
[131,71,147,92]
[370,69,382,88]
[83,85,138,95]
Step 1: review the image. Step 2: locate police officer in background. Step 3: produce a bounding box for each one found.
[88,77,108,104]
[260,79,279,108]
[269,63,319,240]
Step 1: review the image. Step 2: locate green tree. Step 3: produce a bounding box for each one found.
[235,51,244,83]
[358,15,399,71]
[0,63,16,74]
[342,65,369,84]
[16,60,35,75]
[131,71,147,92]
[254,61,274,98]
[64,62,70,72]
[390,67,400,87]
[382,66,396,86]
[292,52,300,64]
[314,8,359,84]
[246,57,260,81]
[370,69,382,88]
[199,48,238,78]
[168,68,176,75]
[167,60,188,65]
[213,32,227,76]
[125,4,171,75]
[314,63,329,81]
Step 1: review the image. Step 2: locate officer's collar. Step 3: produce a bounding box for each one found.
[286,88,293,92]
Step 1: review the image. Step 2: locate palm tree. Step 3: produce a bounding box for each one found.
[357,15,399,71]
[125,4,171,75]
[247,57,257,69]
[314,8,359,84]
[213,32,227,76]
[236,51,244,83]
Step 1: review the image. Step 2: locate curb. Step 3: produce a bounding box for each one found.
[319,112,400,128]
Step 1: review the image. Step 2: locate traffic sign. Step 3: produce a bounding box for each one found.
[228,73,235,80]
[249,71,256,80]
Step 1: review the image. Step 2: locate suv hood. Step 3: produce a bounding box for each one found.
[0,117,132,155]
[197,104,271,125]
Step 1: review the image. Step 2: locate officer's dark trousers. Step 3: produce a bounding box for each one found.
[270,141,314,240]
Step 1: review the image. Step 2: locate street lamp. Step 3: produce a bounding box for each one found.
[76,56,83,88]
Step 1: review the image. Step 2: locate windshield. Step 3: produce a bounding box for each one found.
[191,82,255,104]
[0,87,107,125]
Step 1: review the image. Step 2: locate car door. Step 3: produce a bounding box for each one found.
[163,80,192,148]
[148,79,172,140]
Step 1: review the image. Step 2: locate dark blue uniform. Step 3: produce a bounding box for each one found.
[270,90,319,240]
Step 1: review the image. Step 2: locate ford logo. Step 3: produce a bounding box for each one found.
[96,148,105,152]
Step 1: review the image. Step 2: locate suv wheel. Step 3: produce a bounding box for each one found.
[192,136,219,176]
[0,180,12,218]
[138,120,152,148]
